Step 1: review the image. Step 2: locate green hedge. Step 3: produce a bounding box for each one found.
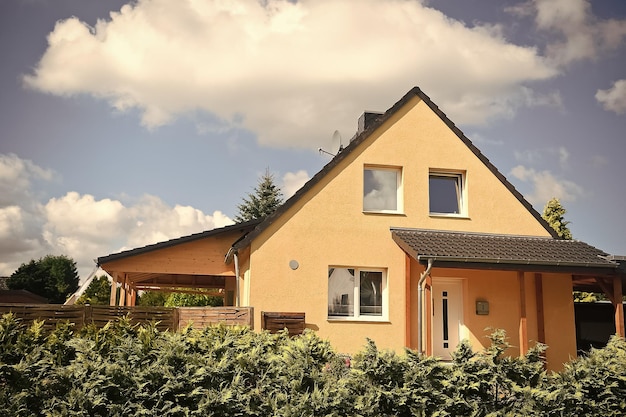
[0,314,625,416]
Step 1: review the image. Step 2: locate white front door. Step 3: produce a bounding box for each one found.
[432,278,464,360]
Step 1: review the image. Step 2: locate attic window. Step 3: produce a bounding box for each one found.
[429,171,466,216]
[363,166,402,213]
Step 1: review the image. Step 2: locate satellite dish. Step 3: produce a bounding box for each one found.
[332,130,343,152]
[319,130,343,157]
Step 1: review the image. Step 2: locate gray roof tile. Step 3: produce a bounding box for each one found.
[391,228,618,270]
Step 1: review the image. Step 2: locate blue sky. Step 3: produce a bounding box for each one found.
[1,0,625,280]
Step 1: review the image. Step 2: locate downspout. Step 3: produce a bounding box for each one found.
[233,252,241,307]
[417,258,434,354]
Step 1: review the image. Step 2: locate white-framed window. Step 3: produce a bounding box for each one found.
[429,171,466,216]
[328,267,387,320]
[363,166,402,213]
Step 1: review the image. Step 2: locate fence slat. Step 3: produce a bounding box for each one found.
[0,304,253,332]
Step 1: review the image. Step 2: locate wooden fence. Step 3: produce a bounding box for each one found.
[0,304,253,332]
[261,311,305,335]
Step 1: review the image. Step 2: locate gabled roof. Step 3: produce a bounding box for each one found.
[0,289,49,304]
[391,227,619,274]
[98,219,261,265]
[232,86,558,252]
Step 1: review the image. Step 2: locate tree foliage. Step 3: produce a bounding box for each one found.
[137,290,224,307]
[1,317,625,416]
[76,275,111,305]
[137,290,169,306]
[164,291,224,307]
[542,197,572,240]
[234,168,284,222]
[7,255,79,303]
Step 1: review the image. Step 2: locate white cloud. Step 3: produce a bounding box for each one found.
[0,153,55,208]
[0,153,233,280]
[281,170,310,198]
[23,0,558,149]
[467,132,503,146]
[510,0,626,67]
[123,195,232,248]
[514,149,544,165]
[596,79,626,114]
[510,165,583,205]
[513,146,570,169]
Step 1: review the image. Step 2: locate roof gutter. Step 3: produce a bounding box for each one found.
[417,258,434,354]
[234,251,241,307]
[416,255,618,269]
[225,246,241,307]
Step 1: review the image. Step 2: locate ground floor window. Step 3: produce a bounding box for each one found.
[328,267,386,319]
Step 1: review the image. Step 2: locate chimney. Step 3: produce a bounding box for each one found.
[357,111,383,135]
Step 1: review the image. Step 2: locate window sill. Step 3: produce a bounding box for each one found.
[429,213,470,219]
[327,317,390,323]
[363,211,406,216]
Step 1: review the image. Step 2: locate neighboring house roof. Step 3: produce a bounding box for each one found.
[391,228,620,274]
[0,289,48,304]
[232,86,558,253]
[97,219,261,265]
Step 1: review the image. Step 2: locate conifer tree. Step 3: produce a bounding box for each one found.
[8,255,79,303]
[542,197,572,240]
[234,168,284,222]
[76,275,111,305]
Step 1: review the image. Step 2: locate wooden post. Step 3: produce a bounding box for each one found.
[109,273,118,306]
[119,274,127,306]
[129,285,137,307]
[535,273,545,344]
[614,276,625,338]
[518,271,528,355]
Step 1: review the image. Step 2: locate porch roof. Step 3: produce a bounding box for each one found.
[391,228,620,275]
[97,219,260,265]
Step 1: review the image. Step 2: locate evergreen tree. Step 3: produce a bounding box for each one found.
[234,168,284,222]
[542,197,572,240]
[542,198,600,301]
[76,275,111,305]
[7,255,79,303]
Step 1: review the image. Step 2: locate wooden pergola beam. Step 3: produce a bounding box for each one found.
[133,282,225,290]
[134,286,225,297]
[109,273,118,306]
[594,276,616,304]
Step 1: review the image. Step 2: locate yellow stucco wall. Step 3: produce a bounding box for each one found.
[423,268,576,370]
[244,95,563,359]
[541,273,577,369]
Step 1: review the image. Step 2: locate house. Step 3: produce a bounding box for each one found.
[0,277,49,303]
[98,87,625,370]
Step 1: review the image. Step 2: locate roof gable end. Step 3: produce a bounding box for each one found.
[233,86,558,252]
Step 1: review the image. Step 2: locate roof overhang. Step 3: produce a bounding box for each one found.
[391,227,621,276]
[98,220,261,266]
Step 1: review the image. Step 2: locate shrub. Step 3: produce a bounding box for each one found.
[1,313,625,416]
